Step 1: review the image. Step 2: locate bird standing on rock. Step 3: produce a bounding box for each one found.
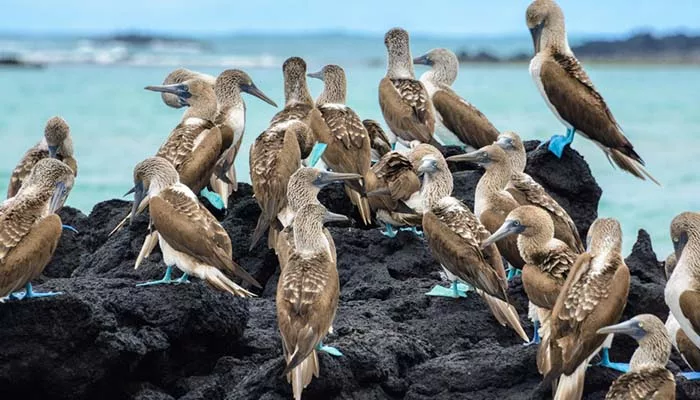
[598,315,676,399]
[7,116,77,199]
[0,158,74,300]
[277,203,346,400]
[417,151,529,342]
[128,156,259,295]
[413,48,499,150]
[307,64,372,225]
[525,0,658,184]
[379,28,436,148]
[362,119,392,161]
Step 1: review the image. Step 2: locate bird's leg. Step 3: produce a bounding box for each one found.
[426,280,471,298]
[594,347,630,373]
[308,142,328,168]
[546,128,576,158]
[15,282,63,300]
[381,223,398,238]
[200,187,225,210]
[506,265,522,282]
[316,340,343,357]
[523,320,541,346]
[399,226,424,237]
[174,273,190,284]
[136,265,176,286]
[61,225,79,233]
[680,372,700,380]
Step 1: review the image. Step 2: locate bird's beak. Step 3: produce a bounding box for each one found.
[48,145,58,159]
[241,82,277,107]
[446,150,488,165]
[674,232,688,261]
[145,83,192,106]
[128,181,146,223]
[307,70,324,80]
[417,159,438,174]
[530,22,544,54]
[597,319,645,340]
[413,54,431,66]
[316,171,363,187]
[49,181,68,213]
[323,210,350,224]
[481,220,524,249]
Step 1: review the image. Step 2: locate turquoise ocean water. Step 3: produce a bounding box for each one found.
[0,34,698,256]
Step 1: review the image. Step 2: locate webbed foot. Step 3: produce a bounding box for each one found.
[200,187,225,210]
[426,281,471,298]
[11,283,63,300]
[399,226,423,237]
[506,267,522,281]
[174,273,190,284]
[680,372,700,380]
[595,348,629,373]
[137,265,176,287]
[308,142,328,168]
[316,341,343,357]
[524,320,541,346]
[381,224,398,238]
[546,128,575,158]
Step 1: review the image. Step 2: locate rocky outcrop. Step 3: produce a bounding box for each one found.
[1,145,697,400]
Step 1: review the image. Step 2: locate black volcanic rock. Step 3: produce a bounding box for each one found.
[1,146,697,400]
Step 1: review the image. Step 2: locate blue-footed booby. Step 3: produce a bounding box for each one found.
[547,218,630,400]
[0,158,74,300]
[277,203,346,400]
[664,253,700,374]
[482,205,576,370]
[413,48,499,150]
[418,152,529,342]
[379,28,436,147]
[525,0,658,184]
[7,116,77,199]
[362,119,392,161]
[159,68,216,109]
[307,64,372,225]
[598,315,676,399]
[666,211,700,380]
[495,131,584,253]
[128,157,260,293]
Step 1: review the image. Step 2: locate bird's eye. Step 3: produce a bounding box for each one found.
[512,221,520,227]
[638,322,644,329]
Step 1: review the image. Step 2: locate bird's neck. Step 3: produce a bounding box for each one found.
[422,65,456,87]
[183,98,218,122]
[387,48,415,79]
[316,78,346,105]
[475,165,511,215]
[421,170,453,210]
[517,235,556,264]
[541,22,572,55]
[630,332,671,371]
[148,176,178,198]
[285,79,314,106]
[288,185,321,213]
[294,220,328,255]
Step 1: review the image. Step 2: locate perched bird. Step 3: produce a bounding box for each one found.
[366,151,422,237]
[666,211,700,380]
[525,0,658,184]
[7,116,77,199]
[159,68,216,109]
[495,131,584,252]
[547,218,630,400]
[210,69,277,206]
[277,203,346,400]
[379,28,436,147]
[128,156,259,294]
[0,158,74,300]
[362,119,392,161]
[413,48,499,150]
[663,253,700,373]
[482,205,576,371]
[598,315,676,399]
[417,152,529,342]
[270,57,326,165]
[307,64,372,225]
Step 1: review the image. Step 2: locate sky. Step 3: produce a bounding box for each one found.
[3,0,699,37]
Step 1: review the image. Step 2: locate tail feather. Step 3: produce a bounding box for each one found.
[250,213,271,251]
[345,186,372,225]
[601,145,660,185]
[135,230,159,269]
[209,174,230,210]
[203,267,255,297]
[288,349,318,400]
[553,358,589,400]
[536,307,553,376]
[479,290,529,342]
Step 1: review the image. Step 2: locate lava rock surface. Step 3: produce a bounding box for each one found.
[2,145,697,400]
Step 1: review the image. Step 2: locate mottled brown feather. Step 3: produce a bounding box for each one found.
[432,87,499,149]
[7,149,47,198]
[379,77,434,143]
[679,289,700,336]
[676,329,700,370]
[605,367,675,400]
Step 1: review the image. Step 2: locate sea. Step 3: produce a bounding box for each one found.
[0,34,698,256]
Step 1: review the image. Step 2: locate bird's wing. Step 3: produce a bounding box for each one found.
[432,87,499,149]
[604,368,675,400]
[7,148,47,198]
[379,77,434,143]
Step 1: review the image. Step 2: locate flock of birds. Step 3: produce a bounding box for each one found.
[0,0,697,399]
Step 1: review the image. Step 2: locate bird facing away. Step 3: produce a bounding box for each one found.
[417,152,529,342]
[210,69,277,207]
[663,252,700,373]
[547,218,630,400]
[666,212,700,367]
[482,205,577,373]
[413,48,499,150]
[7,116,77,199]
[276,203,346,400]
[159,68,216,109]
[525,0,658,184]
[0,158,74,300]
[362,119,393,161]
[379,28,436,147]
[308,64,372,225]
[598,315,675,400]
[128,156,260,295]
[495,131,584,253]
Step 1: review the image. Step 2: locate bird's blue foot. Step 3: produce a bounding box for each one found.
[10,282,63,300]
[524,320,541,346]
[174,273,190,284]
[137,265,176,286]
[680,372,700,380]
[595,347,629,373]
[200,187,225,210]
[506,267,522,281]
[399,226,424,237]
[381,223,398,238]
[316,341,343,357]
[62,224,79,233]
[546,128,575,158]
[391,142,397,151]
[308,142,328,168]
[426,281,471,298]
